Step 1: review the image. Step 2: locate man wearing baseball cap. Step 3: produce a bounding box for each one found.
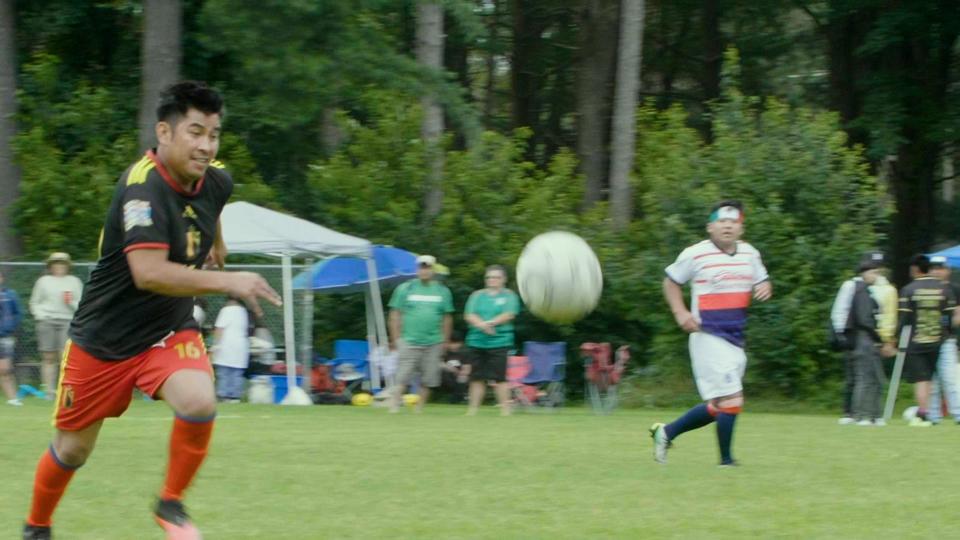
[831,252,898,425]
[29,252,84,399]
[386,254,454,413]
[926,256,960,424]
[898,254,959,426]
[830,251,897,425]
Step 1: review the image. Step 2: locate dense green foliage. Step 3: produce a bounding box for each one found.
[11,53,278,258]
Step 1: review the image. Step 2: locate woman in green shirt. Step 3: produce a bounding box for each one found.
[464,265,521,416]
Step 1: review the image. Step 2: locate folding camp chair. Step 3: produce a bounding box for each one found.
[581,343,630,414]
[507,355,537,408]
[517,341,566,410]
[325,339,370,398]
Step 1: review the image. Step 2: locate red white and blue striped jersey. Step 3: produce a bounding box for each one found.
[665,240,769,348]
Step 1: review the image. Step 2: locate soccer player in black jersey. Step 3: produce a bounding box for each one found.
[22,82,281,540]
[898,254,959,426]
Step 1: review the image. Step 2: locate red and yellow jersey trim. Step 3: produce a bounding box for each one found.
[123,242,171,254]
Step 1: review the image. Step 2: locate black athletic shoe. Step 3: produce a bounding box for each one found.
[718,459,740,468]
[153,498,201,539]
[22,524,52,540]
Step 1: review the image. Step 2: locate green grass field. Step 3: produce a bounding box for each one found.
[2,399,958,539]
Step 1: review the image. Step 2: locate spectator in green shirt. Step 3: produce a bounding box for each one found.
[464,264,521,416]
[387,255,454,413]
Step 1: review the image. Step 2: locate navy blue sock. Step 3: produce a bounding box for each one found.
[716,412,738,463]
[664,403,716,440]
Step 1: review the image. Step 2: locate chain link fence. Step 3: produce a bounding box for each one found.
[0,261,298,391]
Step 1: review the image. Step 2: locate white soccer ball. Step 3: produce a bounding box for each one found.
[516,231,603,324]
[902,405,919,422]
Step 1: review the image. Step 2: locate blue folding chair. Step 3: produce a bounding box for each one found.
[326,339,370,397]
[519,341,567,410]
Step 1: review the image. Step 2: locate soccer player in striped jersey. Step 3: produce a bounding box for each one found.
[650,200,772,467]
[22,82,281,540]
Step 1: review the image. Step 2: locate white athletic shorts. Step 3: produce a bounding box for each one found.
[689,332,746,400]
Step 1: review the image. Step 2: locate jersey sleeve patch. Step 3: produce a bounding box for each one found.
[123,200,154,231]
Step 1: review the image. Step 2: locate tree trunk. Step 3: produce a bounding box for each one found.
[510,0,552,161]
[608,0,644,229]
[417,1,445,219]
[320,107,344,157]
[483,0,499,127]
[0,0,20,256]
[701,0,722,140]
[887,29,957,285]
[943,145,955,203]
[444,11,470,150]
[576,0,619,208]
[889,140,939,285]
[510,0,538,132]
[138,0,181,153]
[824,2,872,148]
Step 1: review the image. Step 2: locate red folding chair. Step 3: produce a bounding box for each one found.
[581,343,630,414]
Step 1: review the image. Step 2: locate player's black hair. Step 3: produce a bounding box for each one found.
[710,199,744,215]
[910,254,930,274]
[156,81,224,125]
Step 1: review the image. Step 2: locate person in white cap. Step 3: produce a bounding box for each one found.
[386,254,454,413]
[898,254,959,426]
[29,252,84,399]
[927,255,960,424]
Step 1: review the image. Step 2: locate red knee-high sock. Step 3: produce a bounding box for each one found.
[27,446,80,527]
[160,414,215,501]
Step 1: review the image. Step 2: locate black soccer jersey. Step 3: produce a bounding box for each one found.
[898,276,957,353]
[69,150,233,360]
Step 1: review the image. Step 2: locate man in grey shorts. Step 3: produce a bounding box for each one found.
[387,255,454,413]
[29,252,84,398]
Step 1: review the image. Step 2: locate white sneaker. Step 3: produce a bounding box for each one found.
[856,419,873,426]
[649,422,671,464]
[838,416,856,425]
[873,419,887,426]
[6,398,23,406]
[909,417,933,427]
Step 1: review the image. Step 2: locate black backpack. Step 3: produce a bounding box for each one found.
[827,280,868,352]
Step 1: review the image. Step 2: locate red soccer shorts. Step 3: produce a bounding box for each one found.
[53,330,212,431]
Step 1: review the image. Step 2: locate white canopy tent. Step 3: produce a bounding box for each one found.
[220,202,389,402]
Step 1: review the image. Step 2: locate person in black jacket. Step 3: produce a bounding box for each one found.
[848,262,887,425]
[832,252,886,425]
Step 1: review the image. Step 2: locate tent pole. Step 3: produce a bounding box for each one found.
[365,289,378,389]
[365,257,388,390]
[301,258,314,395]
[282,255,297,400]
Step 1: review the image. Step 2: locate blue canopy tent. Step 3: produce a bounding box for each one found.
[293,246,418,390]
[928,245,960,268]
[292,246,416,293]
